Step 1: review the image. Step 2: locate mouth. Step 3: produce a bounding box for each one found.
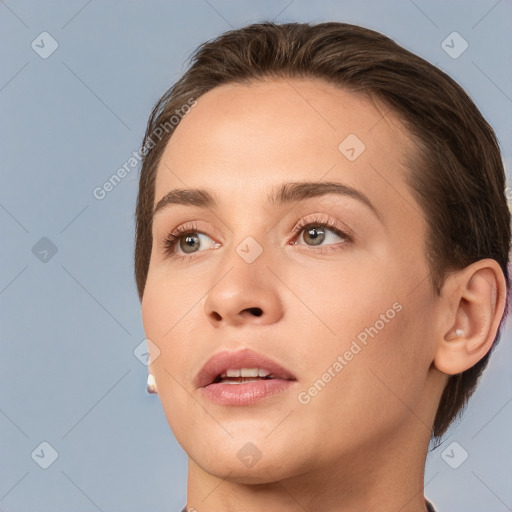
[195,348,297,405]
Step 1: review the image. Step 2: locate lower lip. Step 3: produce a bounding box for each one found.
[201,379,295,405]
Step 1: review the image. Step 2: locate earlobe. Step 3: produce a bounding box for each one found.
[433,259,506,376]
[434,328,471,375]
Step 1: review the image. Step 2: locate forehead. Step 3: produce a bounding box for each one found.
[154,78,420,223]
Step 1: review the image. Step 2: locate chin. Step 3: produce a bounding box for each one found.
[193,450,299,485]
[183,430,306,483]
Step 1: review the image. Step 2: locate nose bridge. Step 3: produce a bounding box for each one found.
[221,201,275,270]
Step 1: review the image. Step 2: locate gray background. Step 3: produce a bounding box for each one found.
[1,1,511,511]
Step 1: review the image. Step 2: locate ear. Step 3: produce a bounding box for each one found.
[433,259,507,375]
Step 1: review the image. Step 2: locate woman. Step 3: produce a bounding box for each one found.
[135,22,510,512]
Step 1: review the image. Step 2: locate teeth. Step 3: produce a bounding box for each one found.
[222,379,261,384]
[241,368,259,377]
[220,367,272,378]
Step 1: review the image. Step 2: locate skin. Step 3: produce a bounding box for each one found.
[141,78,506,512]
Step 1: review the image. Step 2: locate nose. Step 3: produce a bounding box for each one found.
[203,252,284,328]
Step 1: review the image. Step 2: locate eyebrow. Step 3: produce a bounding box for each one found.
[152,181,382,222]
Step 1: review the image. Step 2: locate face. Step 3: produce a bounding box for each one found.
[141,78,444,483]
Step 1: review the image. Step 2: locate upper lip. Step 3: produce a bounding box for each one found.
[195,348,297,388]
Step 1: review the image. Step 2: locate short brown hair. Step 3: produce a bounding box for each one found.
[134,21,511,438]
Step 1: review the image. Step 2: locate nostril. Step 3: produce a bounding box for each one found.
[245,307,263,317]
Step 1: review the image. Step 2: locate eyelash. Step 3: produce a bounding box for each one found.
[162,215,352,260]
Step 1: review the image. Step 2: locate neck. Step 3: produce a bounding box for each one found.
[185,422,432,512]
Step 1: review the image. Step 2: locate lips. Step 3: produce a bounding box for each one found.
[195,348,296,389]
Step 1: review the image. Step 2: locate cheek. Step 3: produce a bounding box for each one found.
[286,257,389,339]
[141,273,183,368]
[142,266,197,332]
[141,276,196,425]
[141,269,206,383]
[294,264,433,411]
[141,277,167,341]
[295,306,430,447]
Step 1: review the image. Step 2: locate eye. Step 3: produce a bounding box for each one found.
[291,215,352,249]
[162,215,352,260]
[162,222,219,257]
